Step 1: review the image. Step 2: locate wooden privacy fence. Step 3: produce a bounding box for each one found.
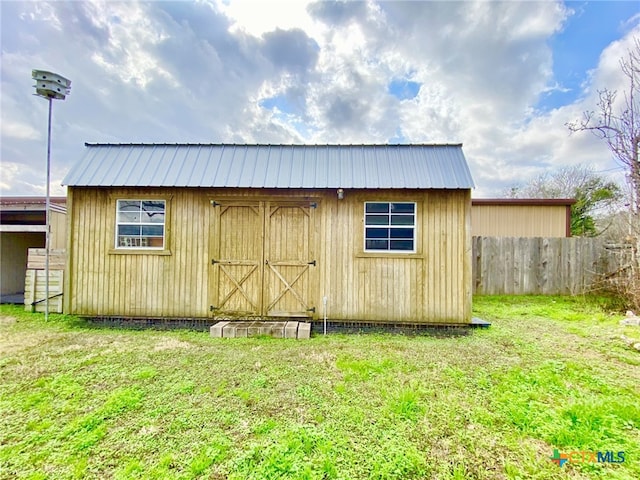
[472,237,632,295]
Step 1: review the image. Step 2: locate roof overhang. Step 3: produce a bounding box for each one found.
[472,198,575,206]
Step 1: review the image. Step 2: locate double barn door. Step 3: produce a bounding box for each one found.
[209,200,317,319]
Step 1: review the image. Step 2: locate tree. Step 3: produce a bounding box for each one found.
[567,38,640,309]
[567,38,640,219]
[507,165,620,237]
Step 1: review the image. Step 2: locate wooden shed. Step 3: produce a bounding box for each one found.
[62,144,475,325]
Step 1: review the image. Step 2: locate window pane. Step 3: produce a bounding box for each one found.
[391,203,414,213]
[145,212,165,223]
[366,203,389,213]
[365,215,389,225]
[118,211,140,223]
[142,225,164,236]
[390,228,413,239]
[390,240,414,250]
[118,225,141,236]
[142,201,165,223]
[118,200,141,212]
[366,239,389,250]
[366,228,389,239]
[140,210,164,223]
[145,237,164,248]
[143,200,164,211]
[391,215,414,225]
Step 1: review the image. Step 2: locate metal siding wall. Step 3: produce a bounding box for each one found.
[471,205,568,237]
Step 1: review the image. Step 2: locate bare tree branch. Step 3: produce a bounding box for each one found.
[567,38,640,216]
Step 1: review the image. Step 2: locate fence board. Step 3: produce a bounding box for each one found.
[472,236,631,295]
[24,269,64,313]
[27,248,66,270]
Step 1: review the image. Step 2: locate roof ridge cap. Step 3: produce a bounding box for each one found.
[83,142,464,147]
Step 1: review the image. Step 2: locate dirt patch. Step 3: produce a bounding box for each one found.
[0,315,16,326]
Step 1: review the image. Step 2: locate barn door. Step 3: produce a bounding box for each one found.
[264,202,316,317]
[210,201,264,317]
[209,199,316,319]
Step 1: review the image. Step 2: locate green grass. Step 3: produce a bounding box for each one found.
[0,296,639,479]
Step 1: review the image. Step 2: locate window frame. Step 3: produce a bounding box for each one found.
[363,201,417,253]
[114,198,168,252]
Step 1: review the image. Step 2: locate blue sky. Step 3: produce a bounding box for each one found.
[542,1,640,111]
[1,1,639,197]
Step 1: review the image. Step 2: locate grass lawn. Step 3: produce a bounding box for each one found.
[1,296,639,479]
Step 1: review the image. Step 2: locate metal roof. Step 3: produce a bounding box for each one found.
[0,196,67,212]
[63,144,475,189]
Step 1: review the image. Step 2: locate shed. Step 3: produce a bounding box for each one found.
[62,144,475,325]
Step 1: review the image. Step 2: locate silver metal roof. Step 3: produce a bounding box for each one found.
[63,144,474,189]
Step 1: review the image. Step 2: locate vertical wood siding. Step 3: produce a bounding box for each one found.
[66,187,471,323]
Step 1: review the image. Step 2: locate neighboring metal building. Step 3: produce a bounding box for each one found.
[63,143,475,325]
[471,198,575,238]
[0,197,67,299]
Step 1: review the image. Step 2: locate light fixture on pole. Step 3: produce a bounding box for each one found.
[32,69,71,321]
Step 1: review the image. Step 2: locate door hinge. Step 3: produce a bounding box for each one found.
[310,202,318,208]
[210,305,217,311]
[211,259,218,265]
[307,307,316,313]
[308,260,316,266]
[210,200,220,207]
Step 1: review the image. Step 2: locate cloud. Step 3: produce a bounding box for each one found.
[262,28,319,73]
[0,0,638,200]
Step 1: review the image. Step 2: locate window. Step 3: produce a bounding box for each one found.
[116,200,165,249]
[364,202,416,252]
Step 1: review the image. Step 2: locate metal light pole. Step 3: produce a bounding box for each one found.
[32,70,71,320]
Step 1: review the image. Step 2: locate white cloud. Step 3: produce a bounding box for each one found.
[1,121,40,141]
[218,0,317,37]
[0,0,638,200]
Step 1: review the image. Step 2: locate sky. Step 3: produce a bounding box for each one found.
[1,0,639,198]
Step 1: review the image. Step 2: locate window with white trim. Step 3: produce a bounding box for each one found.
[116,200,165,249]
[364,202,416,252]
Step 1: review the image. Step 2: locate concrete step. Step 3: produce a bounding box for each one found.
[210,321,311,339]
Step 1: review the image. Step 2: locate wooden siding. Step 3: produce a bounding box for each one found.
[66,187,471,324]
[471,204,569,237]
[50,209,67,249]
